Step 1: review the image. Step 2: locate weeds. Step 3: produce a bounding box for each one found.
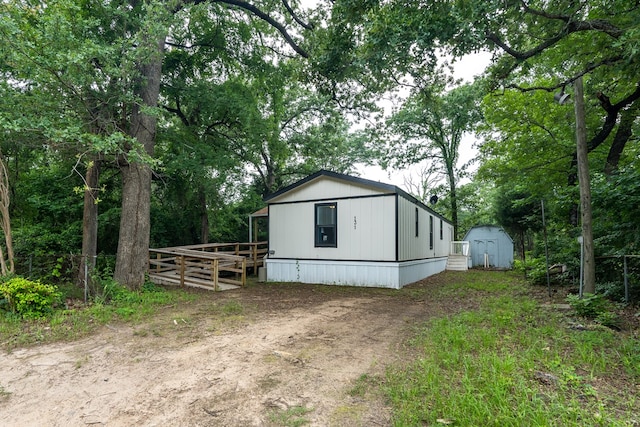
[385,276,639,427]
[566,293,621,329]
[267,405,313,427]
[0,385,11,400]
[0,278,192,350]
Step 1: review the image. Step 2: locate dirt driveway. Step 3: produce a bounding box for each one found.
[0,274,477,426]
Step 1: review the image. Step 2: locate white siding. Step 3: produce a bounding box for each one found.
[269,195,396,261]
[396,196,453,260]
[265,257,448,289]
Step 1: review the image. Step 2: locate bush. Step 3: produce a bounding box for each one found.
[0,277,62,319]
[90,272,128,304]
[566,293,620,328]
[514,257,548,285]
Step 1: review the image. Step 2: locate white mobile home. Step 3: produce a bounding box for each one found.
[264,170,454,289]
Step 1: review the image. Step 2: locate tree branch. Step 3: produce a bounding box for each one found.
[486,4,624,61]
[504,55,625,93]
[587,84,640,152]
[281,0,314,30]
[192,0,309,58]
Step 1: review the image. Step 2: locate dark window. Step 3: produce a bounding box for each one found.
[429,216,434,250]
[315,203,337,247]
[440,218,443,240]
[415,207,419,237]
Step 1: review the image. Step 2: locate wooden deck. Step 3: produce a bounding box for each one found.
[148,242,267,291]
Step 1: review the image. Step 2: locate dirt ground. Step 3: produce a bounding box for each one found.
[0,274,479,427]
[0,272,584,427]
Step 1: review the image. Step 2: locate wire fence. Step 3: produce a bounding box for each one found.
[13,253,117,302]
[596,255,640,304]
[14,253,115,282]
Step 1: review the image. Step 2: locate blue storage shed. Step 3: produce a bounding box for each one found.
[463,225,514,269]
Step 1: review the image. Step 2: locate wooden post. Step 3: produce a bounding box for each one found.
[156,253,161,272]
[253,243,258,274]
[213,258,220,291]
[212,258,219,291]
[179,255,185,287]
[241,258,246,287]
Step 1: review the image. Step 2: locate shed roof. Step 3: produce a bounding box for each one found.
[463,225,514,243]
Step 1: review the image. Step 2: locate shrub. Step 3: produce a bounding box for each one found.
[0,277,62,319]
[514,257,548,285]
[91,272,128,304]
[566,293,610,317]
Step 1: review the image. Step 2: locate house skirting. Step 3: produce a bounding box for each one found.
[264,257,448,289]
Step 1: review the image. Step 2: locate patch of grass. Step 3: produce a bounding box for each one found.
[0,284,193,350]
[267,405,313,427]
[384,277,639,427]
[402,270,520,302]
[221,300,243,315]
[0,385,11,400]
[348,373,382,397]
[201,300,249,333]
[330,403,366,424]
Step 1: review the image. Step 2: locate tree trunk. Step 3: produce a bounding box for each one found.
[574,77,596,294]
[114,36,164,290]
[199,186,209,243]
[0,150,14,275]
[447,163,458,240]
[78,159,100,289]
[520,230,527,278]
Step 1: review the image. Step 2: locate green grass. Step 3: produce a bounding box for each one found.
[0,283,194,350]
[267,405,313,427]
[384,273,639,427]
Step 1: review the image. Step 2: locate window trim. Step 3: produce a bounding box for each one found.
[415,207,419,237]
[314,202,337,248]
[429,215,434,250]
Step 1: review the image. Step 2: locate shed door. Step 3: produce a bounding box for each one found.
[472,239,498,267]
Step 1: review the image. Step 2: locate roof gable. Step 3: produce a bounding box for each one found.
[264,170,396,203]
[463,225,514,243]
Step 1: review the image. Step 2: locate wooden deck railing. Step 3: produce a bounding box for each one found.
[148,242,267,291]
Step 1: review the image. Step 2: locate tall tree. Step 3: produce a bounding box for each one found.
[115,0,314,288]
[494,186,542,263]
[384,82,482,239]
[0,150,14,275]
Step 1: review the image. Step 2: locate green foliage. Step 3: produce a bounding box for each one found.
[566,293,621,329]
[91,272,128,304]
[566,293,615,320]
[593,310,622,330]
[592,168,640,255]
[221,300,243,316]
[514,257,548,285]
[267,405,313,427]
[385,281,638,426]
[0,277,62,319]
[0,279,191,349]
[566,293,607,318]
